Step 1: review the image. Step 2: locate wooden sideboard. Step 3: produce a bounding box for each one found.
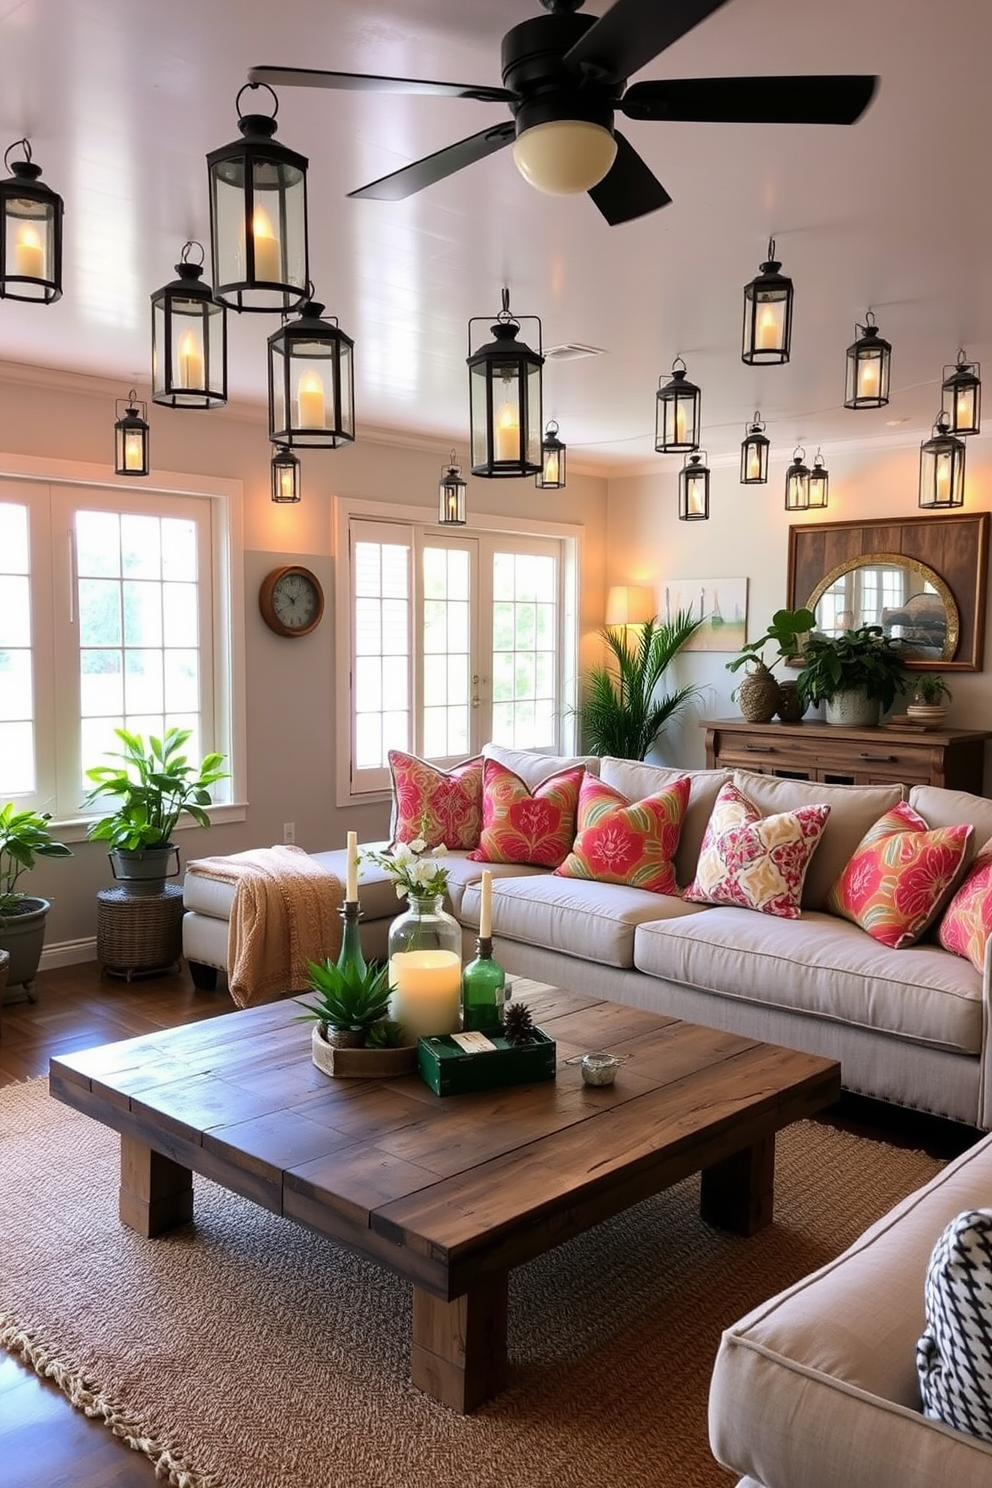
[702,718,991,794]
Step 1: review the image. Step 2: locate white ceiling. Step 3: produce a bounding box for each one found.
[0,0,990,475]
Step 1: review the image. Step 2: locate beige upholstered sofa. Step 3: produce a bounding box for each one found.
[182,744,992,1129]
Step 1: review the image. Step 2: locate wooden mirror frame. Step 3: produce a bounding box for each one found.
[787,512,989,671]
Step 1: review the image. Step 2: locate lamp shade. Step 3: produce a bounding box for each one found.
[438,454,467,525]
[679,451,710,520]
[114,392,150,477]
[536,419,566,488]
[655,357,701,453]
[0,138,63,303]
[511,119,618,194]
[919,413,966,509]
[741,239,793,365]
[151,243,227,409]
[740,413,770,484]
[605,584,655,627]
[268,298,355,449]
[845,312,891,409]
[271,445,300,503]
[941,352,981,436]
[467,288,543,478]
[784,447,810,511]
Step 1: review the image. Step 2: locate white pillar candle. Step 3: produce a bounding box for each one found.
[479,869,493,939]
[252,207,281,281]
[494,402,519,461]
[345,830,358,903]
[388,950,462,1039]
[177,329,204,390]
[14,225,45,280]
[297,370,326,429]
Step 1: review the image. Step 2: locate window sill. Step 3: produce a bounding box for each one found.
[53,802,248,846]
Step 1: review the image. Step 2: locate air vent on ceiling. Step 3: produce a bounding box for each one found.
[544,343,607,361]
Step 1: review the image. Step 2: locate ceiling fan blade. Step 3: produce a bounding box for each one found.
[249,65,513,105]
[621,75,878,125]
[563,0,732,86]
[347,122,516,201]
[588,131,672,226]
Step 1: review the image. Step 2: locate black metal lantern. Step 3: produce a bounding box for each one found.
[536,419,566,489]
[741,238,793,366]
[151,242,227,409]
[655,357,701,453]
[740,412,770,485]
[267,296,355,450]
[808,448,829,509]
[0,139,63,303]
[941,351,981,436]
[207,82,309,314]
[467,288,544,478]
[784,447,810,511]
[271,445,301,503]
[114,391,150,477]
[438,452,467,525]
[679,451,710,521]
[844,311,891,409]
[919,413,966,509]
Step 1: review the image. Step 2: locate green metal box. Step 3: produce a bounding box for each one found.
[416,1029,557,1096]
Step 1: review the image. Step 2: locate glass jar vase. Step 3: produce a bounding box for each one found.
[387,894,462,1040]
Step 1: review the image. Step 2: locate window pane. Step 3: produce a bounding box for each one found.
[161,519,197,581]
[0,503,28,571]
[76,511,121,577]
[123,581,163,647]
[78,580,122,647]
[355,658,382,713]
[0,575,30,646]
[125,650,164,714]
[121,514,161,579]
[0,720,33,793]
[164,649,199,712]
[80,649,123,718]
[163,583,198,645]
[490,549,558,752]
[0,649,32,721]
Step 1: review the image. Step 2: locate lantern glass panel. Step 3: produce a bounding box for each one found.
[656,385,699,452]
[742,284,791,364]
[152,291,226,408]
[808,469,829,509]
[439,472,466,524]
[740,432,769,484]
[115,417,149,477]
[920,441,965,509]
[209,148,307,313]
[845,337,890,408]
[3,193,56,299]
[784,465,809,511]
[942,369,981,436]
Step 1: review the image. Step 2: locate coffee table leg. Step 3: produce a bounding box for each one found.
[699,1134,775,1236]
[119,1134,194,1237]
[410,1275,509,1413]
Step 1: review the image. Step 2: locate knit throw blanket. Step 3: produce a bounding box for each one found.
[185,845,343,1008]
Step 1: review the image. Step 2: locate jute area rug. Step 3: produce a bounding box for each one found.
[1,1078,943,1488]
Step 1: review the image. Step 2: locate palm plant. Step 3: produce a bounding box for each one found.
[575,608,702,759]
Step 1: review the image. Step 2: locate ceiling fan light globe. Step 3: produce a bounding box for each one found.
[511,119,617,195]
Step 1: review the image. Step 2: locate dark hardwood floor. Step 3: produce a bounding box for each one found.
[0,960,980,1485]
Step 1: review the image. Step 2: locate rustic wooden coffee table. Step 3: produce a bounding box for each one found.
[49,980,840,1412]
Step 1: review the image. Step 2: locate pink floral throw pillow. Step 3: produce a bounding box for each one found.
[553,773,690,894]
[938,837,992,972]
[827,801,972,949]
[683,781,830,918]
[388,750,483,852]
[468,759,585,868]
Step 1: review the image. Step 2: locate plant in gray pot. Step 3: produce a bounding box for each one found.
[82,727,228,897]
[795,625,908,727]
[0,805,73,994]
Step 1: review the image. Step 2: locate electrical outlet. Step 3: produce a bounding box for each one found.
[283,821,295,844]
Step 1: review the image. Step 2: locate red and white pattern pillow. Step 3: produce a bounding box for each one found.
[938,838,992,973]
[468,759,585,868]
[554,773,690,894]
[683,781,830,919]
[388,750,483,851]
[827,801,972,949]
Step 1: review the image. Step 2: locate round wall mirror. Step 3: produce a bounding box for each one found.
[805,552,959,662]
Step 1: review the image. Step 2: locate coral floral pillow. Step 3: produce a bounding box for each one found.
[554,773,691,894]
[468,759,585,868]
[827,801,972,949]
[683,781,830,919]
[938,838,992,972]
[388,750,483,851]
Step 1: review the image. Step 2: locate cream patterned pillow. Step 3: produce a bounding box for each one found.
[683,781,830,919]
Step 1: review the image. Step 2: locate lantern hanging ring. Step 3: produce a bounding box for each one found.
[671,354,687,374]
[3,138,32,172]
[180,240,205,267]
[235,80,279,121]
[495,285,520,329]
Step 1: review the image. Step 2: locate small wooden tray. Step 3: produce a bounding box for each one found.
[311,1025,417,1078]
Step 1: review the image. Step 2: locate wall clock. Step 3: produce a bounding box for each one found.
[258,565,325,638]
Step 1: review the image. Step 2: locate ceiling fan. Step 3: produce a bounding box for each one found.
[250,0,878,227]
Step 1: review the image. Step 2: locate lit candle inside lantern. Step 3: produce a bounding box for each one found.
[746,447,761,480]
[688,482,704,516]
[277,465,296,501]
[495,401,519,461]
[479,869,493,939]
[297,370,326,429]
[177,329,204,390]
[123,432,144,471]
[957,391,973,427]
[252,206,281,282]
[858,358,879,398]
[756,305,779,350]
[544,450,559,486]
[13,224,45,280]
[345,830,358,903]
[935,454,951,502]
[675,403,687,445]
[388,949,462,1039]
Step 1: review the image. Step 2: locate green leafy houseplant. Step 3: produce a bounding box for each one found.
[726,608,816,679]
[295,958,396,1048]
[796,625,908,715]
[82,727,228,849]
[575,609,702,759]
[0,805,73,918]
[911,674,953,707]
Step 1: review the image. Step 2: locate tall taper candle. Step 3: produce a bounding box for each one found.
[346,830,358,903]
[479,869,492,939]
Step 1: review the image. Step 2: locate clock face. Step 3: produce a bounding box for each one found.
[259,566,324,637]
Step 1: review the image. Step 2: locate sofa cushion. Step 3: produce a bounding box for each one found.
[633,907,984,1055]
[553,772,690,894]
[387,749,482,851]
[683,781,830,919]
[917,1208,992,1443]
[482,742,600,788]
[827,801,972,949]
[909,786,992,870]
[469,759,585,868]
[939,840,992,974]
[600,759,731,887]
[732,771,905,909]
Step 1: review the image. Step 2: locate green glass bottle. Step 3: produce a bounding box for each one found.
[336,902,367,981]
[461,934,506,1033]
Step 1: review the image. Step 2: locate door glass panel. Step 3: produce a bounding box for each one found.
[490,550,557,748]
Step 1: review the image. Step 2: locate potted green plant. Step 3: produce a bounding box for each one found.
[726,608,816,723]
[82,727,228,897]
[574,609,703,759]
[296,958,416,1077]
[907,674,952,724]
[796,625,908,726]
[0,805,73,993]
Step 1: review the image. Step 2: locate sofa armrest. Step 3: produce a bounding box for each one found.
[978,934,992,1130]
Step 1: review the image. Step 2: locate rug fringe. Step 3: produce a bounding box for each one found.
[0,1312,221,1488]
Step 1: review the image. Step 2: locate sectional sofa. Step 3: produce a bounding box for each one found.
[181,743,992,1129]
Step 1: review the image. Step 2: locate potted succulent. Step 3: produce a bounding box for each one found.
[907,674,952,725]
[296,958,416,1077]
[795,624,908,726]
[726,607,816,723]
[575,609,703,759]
[82,727,228,896]
[0,805,73,993]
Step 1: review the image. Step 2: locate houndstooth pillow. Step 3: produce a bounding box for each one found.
[917,1208,992,1441]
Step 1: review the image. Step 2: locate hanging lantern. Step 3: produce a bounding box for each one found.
[844,311,891,408]
[114,392,150,477]
[941,351,981,436]
[741,238,793,365]
[207,82,309,314]
[0,138,63,303]
[919,413,966,509]
[784,447,810,511]
[679,451,710,521]
[271,445,301,503]
[438,452,467,525]
[655,356,701,453]
[808,448,829,509]
[740,412,770,485]
[467,287,543,478]
[536,419,566,489]
[268,295,355,449]
[151,242,227,409]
